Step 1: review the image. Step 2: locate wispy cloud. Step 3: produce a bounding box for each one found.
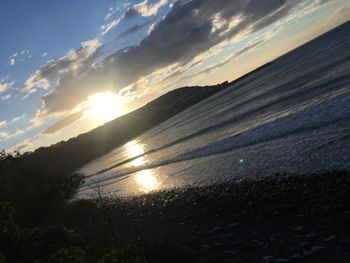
[0,82,10,93]
[8,50,31,66]
[0,81,14,95]
[0,114,26,129]
[10,114,26,124]
[10,138,34,153]
[100,18,122,36]
[9,58,16,66]
[133,0,168,17]
[1,94,11,100]
[0,129,25,141]
[105,1,132,20]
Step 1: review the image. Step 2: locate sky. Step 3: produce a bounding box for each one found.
[0,0,349,152]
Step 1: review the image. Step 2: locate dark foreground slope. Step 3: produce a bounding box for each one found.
[20,83,229,174]
[1,170,349,262]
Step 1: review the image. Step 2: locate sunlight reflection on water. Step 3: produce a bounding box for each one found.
[136,169,159,192]
[125,140,160,193]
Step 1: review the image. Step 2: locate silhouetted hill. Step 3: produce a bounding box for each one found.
[20,83,230,174]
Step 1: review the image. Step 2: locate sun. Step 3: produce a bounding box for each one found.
[87,92,124,123]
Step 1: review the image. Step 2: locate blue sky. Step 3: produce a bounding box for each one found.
[0,0,349,152]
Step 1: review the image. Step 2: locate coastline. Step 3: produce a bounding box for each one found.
[68,170,350,262]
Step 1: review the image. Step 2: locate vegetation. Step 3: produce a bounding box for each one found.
[0,151,146,262]
[1,150,349,262]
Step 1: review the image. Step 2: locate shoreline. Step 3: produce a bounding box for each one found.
[68,170,350,262]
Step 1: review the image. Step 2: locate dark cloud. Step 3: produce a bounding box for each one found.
[124,8,139,19]
[43,0,305,114]
[117,23,149,39]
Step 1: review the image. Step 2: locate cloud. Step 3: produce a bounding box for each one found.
[29,0,335,137]
[0,82,14,99]
[133,0,169,17]
[177,39,268,84]
[0,129,25,141]
[22,88,38,100]
[105,7,118,20]
[105,1,132,20]
[100,18,122,36]
[9,58,16,66]
[0,82,10,93]
[8,50,31,66]
[22,39,101,97]
[25,110,47,131]
[41,0,307,116]
[117,23,148,39]
[41,52,48,57]
[147,22,156,34]
[9,114,26,125]
[43,111,84,134]
[0,114,26,129]
[100,0,163,37]
[0,132,8,139]
[1,94,11,100]
[11,139,33,153]
[8,52,18,66]
[124,8,139,19]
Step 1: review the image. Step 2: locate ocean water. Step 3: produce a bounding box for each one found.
[77,22,350,198]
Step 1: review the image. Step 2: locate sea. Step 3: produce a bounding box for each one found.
[76,22,350,198]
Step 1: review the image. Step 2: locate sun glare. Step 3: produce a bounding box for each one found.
[136,169,159,193]
[87,92,124,123]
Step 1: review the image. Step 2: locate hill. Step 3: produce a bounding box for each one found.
[20,83,230,174]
